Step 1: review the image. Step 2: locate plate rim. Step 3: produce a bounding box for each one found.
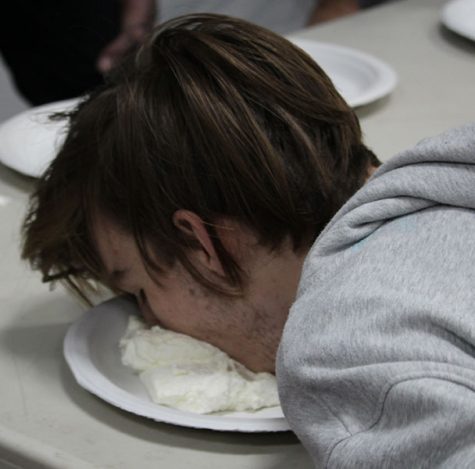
[289,38,398,107]
[441,0,475,41]
[63,297,290,433]
[0,97,79,178]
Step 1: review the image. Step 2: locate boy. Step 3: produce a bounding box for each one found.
[22,13,377,373]
[22,14,475,467]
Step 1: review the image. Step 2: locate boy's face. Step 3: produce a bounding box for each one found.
[93,216,303,373]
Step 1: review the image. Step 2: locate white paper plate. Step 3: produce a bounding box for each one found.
[290,39,398,108]
[64,296,289,432]
[0,98,79,178]
[441,0,475,41]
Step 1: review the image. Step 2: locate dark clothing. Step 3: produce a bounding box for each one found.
[1,0,120,105]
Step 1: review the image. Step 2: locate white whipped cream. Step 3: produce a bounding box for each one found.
[119,316,279,414]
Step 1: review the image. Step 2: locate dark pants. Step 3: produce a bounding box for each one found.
[1,0,120,105]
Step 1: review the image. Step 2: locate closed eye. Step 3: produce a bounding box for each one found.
[138,288,147,304]
[110,268,130,288]
[104,268,131,294]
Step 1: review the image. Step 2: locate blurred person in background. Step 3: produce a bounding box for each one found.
[0,0,154,105]
[1,0,389,106]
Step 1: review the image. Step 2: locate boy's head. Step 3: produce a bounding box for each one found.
[22,14,377,371]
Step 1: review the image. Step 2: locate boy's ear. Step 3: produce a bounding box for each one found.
[172,210,226,277]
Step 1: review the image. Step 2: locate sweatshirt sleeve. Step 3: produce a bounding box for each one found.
[327,377,475,468]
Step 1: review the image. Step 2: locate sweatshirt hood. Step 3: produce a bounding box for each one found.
[299,123,475,292]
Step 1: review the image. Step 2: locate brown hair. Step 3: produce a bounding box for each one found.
[22,13,379,299]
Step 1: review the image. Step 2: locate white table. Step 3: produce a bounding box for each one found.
[1,0,474,467]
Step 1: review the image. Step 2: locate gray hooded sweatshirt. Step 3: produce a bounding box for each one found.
[277,124,475,468]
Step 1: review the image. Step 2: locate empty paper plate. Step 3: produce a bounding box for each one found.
[0,98,79,177]
[290,39,398,108]
[441,0,475,41]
